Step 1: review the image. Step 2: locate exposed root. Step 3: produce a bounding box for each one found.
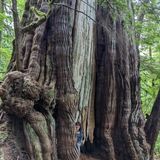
[0,71,56,160]
[26,111,52,160]
[56,93,79,160]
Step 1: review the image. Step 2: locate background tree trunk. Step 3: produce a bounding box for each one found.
[0,1,159,160]
[0,0,4,44]
[145,89,160,160]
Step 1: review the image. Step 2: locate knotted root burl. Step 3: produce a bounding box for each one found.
[0,71,54,160]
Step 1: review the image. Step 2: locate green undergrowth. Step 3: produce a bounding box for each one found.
[140,52,160,157]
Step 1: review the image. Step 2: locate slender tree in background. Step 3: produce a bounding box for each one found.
[0,0,159,160]
[0,0,4,44]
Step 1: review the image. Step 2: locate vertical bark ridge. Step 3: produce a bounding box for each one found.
[0,111,26,160]
[26,111,52,160]
[51,1,79,159]
[95,6,117,159]
[115,18,138,160]
[129,34,150,160]
[28,21,47,80]
[22,33,34,69]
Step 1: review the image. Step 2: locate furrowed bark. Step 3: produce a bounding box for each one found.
[94,4,150,160]
[53,0,96,159]
[145,89,160,160]
[95,6,117,159]
[0,0,95,160]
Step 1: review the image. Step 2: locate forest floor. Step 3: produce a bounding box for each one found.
[154,155,160,160]
[80,154,160,160]
[80,154,102,160]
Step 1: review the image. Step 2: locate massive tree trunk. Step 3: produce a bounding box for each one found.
[94,4,150,160]
[0,1,159,160]
[0,0,95,160]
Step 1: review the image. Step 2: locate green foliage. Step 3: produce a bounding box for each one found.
[0,0,25,80]
[140,63,160,114]
[0,47,11,79]
[0,1,13,80]
[97,0,129,15]
[17,0,25,18]
[139,0,160,117]
[155,135,160,158]
[0,12,7,29]
[138,3,160,155]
